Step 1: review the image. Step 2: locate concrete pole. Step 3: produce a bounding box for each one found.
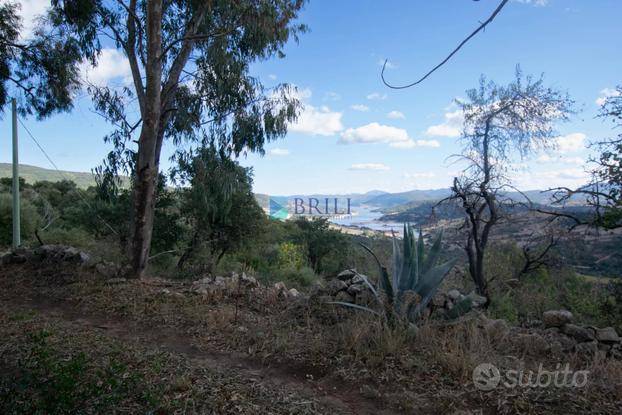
[12,98,20,249]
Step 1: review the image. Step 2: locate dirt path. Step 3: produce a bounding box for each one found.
[8,297,400,415]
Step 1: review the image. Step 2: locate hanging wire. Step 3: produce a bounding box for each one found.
[17,116,120,236]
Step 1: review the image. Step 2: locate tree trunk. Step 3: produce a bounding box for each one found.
[129,0,163,278]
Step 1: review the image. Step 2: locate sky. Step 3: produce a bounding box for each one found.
[1,0,621,195]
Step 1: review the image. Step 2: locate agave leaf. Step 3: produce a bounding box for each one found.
[411,258,458,318]
[358,243,394,301]
[326,301,382,316]
[417,228,425,276]
[391,230,401,291]
[421,230,443,275]
[353,271,381,303]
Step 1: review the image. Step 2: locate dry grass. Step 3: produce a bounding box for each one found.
[1,262,621,414]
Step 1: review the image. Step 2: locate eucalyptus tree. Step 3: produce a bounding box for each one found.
[49,0,306,277]
[0,1,88,117]
[445,68,574,304]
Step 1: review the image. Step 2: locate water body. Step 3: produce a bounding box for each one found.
[329,205,404,233]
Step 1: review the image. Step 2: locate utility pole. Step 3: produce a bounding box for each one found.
[12,98,20,249]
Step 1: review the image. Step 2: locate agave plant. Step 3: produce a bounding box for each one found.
[332,224,458,325]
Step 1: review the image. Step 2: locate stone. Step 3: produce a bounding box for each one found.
[347,284,364,296]
[575,341,599,356]
[595,327,621,343]
[213,276,226,287]
[466,292,487,308]
[335,290,354,304]
[273,282,287,293]
[431,293,446,307]
[562,324,595,343]
[542,310,573,328]
[447,289,462,301]
[337,269,357,280]
[327,279,348,295]
[240,272,258,288]
[288,288,301,298]
[515,333,550,354]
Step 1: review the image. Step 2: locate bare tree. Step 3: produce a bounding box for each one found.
[443,68,574,305]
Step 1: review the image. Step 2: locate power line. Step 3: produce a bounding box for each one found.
[17,116,120,236]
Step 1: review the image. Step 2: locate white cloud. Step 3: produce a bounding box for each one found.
[387,110,405,119]
[390,139,440,149]
[10,0,48,39]
[425,110,463,137]
[80,48,132,87]
[288,88,344,136]
[556,133,586,153]
[367,92,387,101]
[340,122,409,145]
[349,163,390,171]
[270,148,289,156]
[351,104,370,112]
[514,0,549,6]
[268,74,277,80]
[595,88,621,106]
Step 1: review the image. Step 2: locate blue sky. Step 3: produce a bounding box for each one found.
[1,0,621,195]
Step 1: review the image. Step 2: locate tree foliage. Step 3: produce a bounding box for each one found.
[173,146,264,273]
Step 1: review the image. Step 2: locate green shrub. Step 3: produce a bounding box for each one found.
[0,193,40,245]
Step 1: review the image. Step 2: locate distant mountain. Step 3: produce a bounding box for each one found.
[0,163,98,189]
[364,189,453,208]
[0,163,131,189]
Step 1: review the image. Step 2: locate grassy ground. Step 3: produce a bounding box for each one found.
[1,261,621,414]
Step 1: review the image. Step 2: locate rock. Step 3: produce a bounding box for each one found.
[447,289,462,301]
[240,272,258,288]
[543,310,573,328]
[273,282,287,293]
[562,324,595,343]
[308,282,327,297]
[327,279,348,295]
[524,319,544,329]
[515,333,550,354]
[213,276,226,287]
[595,327,621,343]
[466,292,487,308]
[575,341,599,356]
[347,284,364,296]
[337,269,357,280]
[288,288,301,298]
[431,293,446,307]
[335,290,354,303]
[1,252,27,265]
